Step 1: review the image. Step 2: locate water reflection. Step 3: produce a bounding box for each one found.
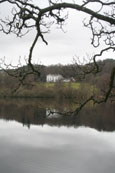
[0,99,115,131]
[0,99,115,173]
[0,120,115,173]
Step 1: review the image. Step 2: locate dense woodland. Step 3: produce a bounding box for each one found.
[0,58,115,84]
[0,58,114,100]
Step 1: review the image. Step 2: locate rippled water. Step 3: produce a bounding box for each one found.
[0,99,115,173]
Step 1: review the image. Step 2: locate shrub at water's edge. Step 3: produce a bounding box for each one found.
[0,82,95,101]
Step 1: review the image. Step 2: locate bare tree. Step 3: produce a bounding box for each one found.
[0,0,115,114]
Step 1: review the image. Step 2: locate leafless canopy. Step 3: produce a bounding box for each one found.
[0,0,115,114]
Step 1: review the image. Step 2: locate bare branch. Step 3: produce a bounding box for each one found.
[0,0,115,114]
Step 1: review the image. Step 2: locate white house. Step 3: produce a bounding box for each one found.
[46,74,63,82]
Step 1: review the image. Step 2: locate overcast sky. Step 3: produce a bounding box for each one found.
[0,0,114,66]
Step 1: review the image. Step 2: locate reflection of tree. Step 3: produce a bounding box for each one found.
[0,100,115,131]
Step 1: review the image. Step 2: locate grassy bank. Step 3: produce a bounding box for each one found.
[0,82,96,101]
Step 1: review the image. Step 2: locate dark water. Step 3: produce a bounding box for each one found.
[0,99,115,173]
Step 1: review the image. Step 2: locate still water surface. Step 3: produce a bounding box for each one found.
[0,99,115,173]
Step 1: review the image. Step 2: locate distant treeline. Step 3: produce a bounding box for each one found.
[36,58,115,82]
[0,58,114,98]
[0,58,115,82]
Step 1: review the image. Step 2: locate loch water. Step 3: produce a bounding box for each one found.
[0,99,115,173]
